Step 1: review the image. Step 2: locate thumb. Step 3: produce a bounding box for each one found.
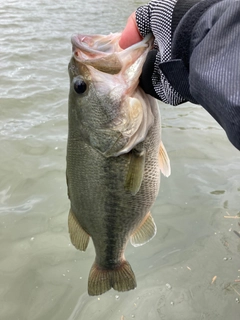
[119,12,143,49]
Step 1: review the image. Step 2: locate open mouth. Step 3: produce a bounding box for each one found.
[71,33,122,57]
[71,33,153,77]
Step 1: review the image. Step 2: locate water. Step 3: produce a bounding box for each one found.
[0,1,240,319]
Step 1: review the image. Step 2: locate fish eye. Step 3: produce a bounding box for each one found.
[73,78,87,94]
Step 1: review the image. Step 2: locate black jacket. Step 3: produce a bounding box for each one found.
[136,0,240,150]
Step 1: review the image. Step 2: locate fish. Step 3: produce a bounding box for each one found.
[67,32,171,296]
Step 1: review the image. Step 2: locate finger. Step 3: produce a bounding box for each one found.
[119,12,143,49]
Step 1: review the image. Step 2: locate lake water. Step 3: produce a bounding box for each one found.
[0,0,240,319]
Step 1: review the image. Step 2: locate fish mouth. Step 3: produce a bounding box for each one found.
[71,33,153,76]
[71,33,122,56]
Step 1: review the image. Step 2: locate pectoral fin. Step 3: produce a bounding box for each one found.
[68,209,90,251]
[124,149,145,195]
[159,141,171,177]
[130,212,157,247]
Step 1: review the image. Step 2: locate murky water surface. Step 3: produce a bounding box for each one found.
[0,1,240,319]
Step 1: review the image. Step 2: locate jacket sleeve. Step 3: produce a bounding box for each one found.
[166,0,240,150]
[136,0,240,150]
[135,0,187,105]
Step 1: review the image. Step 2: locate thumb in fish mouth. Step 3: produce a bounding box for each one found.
[88,260,137,296]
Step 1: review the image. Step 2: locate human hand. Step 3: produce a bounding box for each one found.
[119,12,159,99]
[119,12,143,49]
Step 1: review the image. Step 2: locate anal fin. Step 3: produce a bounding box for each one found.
[131,212,157,247]
[68,209,89,251]
[88,260,136,296]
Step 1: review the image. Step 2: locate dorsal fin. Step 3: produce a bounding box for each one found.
[159,141,171,177]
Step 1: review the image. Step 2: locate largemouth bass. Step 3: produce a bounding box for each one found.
[67,32,170,296]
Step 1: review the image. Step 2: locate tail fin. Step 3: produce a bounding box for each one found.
[88,260,137,296]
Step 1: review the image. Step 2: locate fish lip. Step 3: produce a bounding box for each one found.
[71,33,121,56]
[71,35,100,55]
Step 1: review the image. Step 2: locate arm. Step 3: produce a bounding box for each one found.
[120,0,240,150]
[120,0,196,105]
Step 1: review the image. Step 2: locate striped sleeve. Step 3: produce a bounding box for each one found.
[136,0,186,105]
